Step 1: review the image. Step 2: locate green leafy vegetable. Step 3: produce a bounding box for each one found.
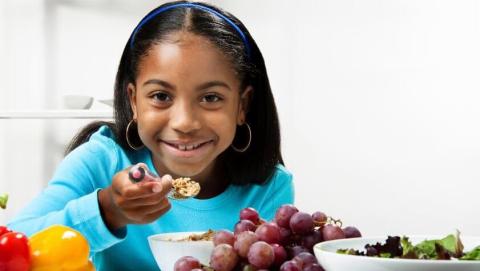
[461,246,480,261]
[0,193,8,209]
[337,231,479,261]
[400,237,417,259]
[415,239,438,259]
[436,230,464,258]
[337,249,358,255]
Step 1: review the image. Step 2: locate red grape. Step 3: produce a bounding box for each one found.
[174,205,360,271]
[271,243,287,267]
[301,229,323,251]
[322,224,346,241]
[312,211,328,226]
[210,244,238,271]
[279,227,293,245]
[293,252,317,268]
[255,222,281,244]
[174,256,201,271]
[289,212,314,235]
[234,220,257,235]
[214,230,235,246]
[304,264,325,271]
[275,204,299,228]
[343,226,362,238]
[234,231,258,258]
[240,207,260,224]
[279,260,302,271]
[288,245,310,258]
[247,241,274,269]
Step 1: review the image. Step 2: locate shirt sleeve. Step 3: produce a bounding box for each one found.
[258,165,295,221]
[7,134,126,253]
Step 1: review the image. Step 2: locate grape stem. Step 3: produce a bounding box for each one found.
[327,216,343,227]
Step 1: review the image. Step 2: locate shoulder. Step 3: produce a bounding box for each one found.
[267,164,294,204]
[55,126,124,178]
[252,164,294,197]
[85,125,120,152]
[66,125,121,162]
[243,164,294,220]
[263,164,293,192]
[270,164,293,184]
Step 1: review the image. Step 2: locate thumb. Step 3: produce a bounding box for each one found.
[151,174,173,194]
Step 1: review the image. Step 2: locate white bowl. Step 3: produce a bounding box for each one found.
[314,236,480,271]
[148,231,214,270]
[98,99,113,107]
[62,95,93,109]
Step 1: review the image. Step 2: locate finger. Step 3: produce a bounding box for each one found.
[124,198,171,222]
[125,191,167,208]
[122,182,161,199]
[150,174,173,195]
[114,174,159,199]
[139,173,172,192]
[141,199,172,222]
[143,197,171,214]
[115,168,169,199]
[143,204,171,223]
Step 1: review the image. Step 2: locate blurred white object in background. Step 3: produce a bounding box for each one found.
[62,95,94,109]
[98,99,113,107]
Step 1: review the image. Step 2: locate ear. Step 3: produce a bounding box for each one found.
[127,83,138,120]
[237,86,253,125]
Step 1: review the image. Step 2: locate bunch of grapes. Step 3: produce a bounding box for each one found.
[174,205,362,271]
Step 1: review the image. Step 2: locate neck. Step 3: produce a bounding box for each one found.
[193,165,228,199]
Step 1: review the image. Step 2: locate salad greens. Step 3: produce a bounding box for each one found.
[0,193,8,209]
[337,230,480,260]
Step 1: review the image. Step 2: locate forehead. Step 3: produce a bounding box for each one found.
[136,32,240,88]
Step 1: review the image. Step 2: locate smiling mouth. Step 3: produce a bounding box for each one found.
[162,140,213,151]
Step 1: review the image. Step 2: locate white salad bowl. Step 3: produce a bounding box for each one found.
[314,235,480,271]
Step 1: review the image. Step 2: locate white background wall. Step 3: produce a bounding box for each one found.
[1,0,479,237]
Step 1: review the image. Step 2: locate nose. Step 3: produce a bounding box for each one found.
[169,100,201,134]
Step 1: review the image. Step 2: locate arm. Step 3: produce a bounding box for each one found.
[7,137,124,253]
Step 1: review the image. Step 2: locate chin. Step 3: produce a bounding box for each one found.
[169,164,206,178]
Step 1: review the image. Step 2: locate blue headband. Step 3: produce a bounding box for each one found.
[129,3,251,58]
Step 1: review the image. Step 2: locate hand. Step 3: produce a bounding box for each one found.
[98,163,173,230]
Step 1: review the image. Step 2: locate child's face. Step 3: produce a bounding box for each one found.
[128,32,251,179]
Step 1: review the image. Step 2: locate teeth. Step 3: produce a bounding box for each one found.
[175,143,202,151]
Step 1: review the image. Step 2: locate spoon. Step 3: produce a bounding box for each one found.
[128,165,200,200]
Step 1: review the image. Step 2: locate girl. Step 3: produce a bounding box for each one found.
[8,1,293,270]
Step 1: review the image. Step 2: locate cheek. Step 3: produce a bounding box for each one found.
[208,113,237,145]
[136,111,168,140]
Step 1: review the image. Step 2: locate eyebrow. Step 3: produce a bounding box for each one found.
[142,79,231,91]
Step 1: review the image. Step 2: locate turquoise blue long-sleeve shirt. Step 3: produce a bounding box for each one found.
[8,126,294,271]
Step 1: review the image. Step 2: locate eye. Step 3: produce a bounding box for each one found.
[202,93,223,103]
[152,92,172,102]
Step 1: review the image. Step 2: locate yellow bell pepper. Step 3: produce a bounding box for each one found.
[29,224,95,271]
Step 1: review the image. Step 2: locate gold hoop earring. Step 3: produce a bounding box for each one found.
[126,119,144,150]
[232,123,252,153]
